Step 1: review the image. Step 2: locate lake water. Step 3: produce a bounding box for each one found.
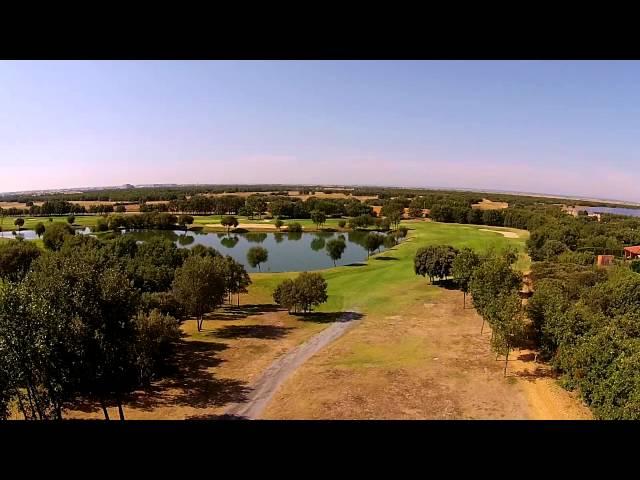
[121,230,388,272]
[584,207,640,218]
[0,227,92,240]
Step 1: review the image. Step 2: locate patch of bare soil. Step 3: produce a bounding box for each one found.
[472,199,509,210]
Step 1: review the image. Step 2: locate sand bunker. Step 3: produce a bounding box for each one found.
[479,228,519,239]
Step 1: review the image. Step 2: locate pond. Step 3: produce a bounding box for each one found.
[121,230,391,272]
[0,227,92,241]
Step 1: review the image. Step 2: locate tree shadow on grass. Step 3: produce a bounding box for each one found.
[205,303,281,321]
[208,324,294,340]
[375,256,399,261]
[294,311,364,323]
[71,339,251,415]
[345,262,367,267]
[186,413,249,420]
[435,279,459,290]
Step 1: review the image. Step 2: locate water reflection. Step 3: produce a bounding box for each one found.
[310,237,326,251]
[221,236,240,249]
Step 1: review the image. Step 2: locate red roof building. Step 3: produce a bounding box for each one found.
[624,246,640,260]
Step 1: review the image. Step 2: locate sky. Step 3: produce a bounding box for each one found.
[1,60,639,201]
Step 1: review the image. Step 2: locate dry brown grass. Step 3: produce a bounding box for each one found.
[472,198,509,210]
[261,288,589,420]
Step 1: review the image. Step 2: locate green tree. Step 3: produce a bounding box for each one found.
[34,222,45,238]
[132,309,181,385]
[245,195,267,219]
[0,241,41,282]
[311,210,327,230]
[468,256,522,333]
[338,220,347,229]
[414,245,459,283]
[42,222,75,251]
[67,215,75,225]
[221,215,239,234]
[14,218,24,231]
[178,214,194,231]
[451,248,480,308]
[273,272,328,313]
[247,246,268,271]
[274,218,284,231]
[485,292,526,376]
[287,222,303,233]
[172,255,226,331]
[326,238,347,266]
[364,233,384,258]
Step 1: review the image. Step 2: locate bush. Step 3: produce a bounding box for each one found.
[338,220,346,229]
[287,222,303,233]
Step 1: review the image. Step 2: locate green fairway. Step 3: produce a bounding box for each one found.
[193,215,347,231]
[1,215,101,231]
[249,221,529,315]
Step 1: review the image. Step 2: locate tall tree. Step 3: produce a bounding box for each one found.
[35,222,45,238]
[452,248,480,308]
[414,245,459,283]
[220,215,239,234]
[311,210,327,230]
[14,218,24,231]
[172,255,226,332]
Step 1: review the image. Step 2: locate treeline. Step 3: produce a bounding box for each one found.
[414,245,524,375]
[0,200,117,217]
[0,227,251,420]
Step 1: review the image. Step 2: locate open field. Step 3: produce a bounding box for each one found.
[54,220,590,420]
[472,198,509,210]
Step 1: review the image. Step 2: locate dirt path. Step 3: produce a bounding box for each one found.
[225,312,361,419]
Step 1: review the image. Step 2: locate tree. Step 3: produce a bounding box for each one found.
[469,255,522,334]
[115,205,126,213]
[451,248,480,308]
[338,220,347,229]
[274,218,284,231]
[414,245,459,283]
[67,215,75,225]
[223,256,251,305]
[485,292,525,376]
[220,215,239,234]
[247,246,268,271]
[287,222,303,233]
[172,255,226,331]
[178,215,194,232]
[326,238,346,266]
[42,222,75,251]
[273,272,328,313]
[388,210,403,230]
[14,218,24,231]
[245,195,267,219]
[0,241,41,282]
[311,210,326,230]
[132,309,181,385]
[365,233,384,258]
[631,260,640,274]
[35,222,46,238]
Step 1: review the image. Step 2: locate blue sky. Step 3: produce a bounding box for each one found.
[1,60,639,201]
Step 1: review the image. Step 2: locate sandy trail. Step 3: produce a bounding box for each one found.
[225,312,361,419]
[478,228,520,239]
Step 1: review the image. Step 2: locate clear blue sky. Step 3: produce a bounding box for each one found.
[1,60,639,201]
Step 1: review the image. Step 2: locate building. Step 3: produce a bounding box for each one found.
[623,246,640,260]
[596,254,615,267]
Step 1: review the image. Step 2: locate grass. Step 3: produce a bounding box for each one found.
[249,220,530,316]
[1,215,100,231]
